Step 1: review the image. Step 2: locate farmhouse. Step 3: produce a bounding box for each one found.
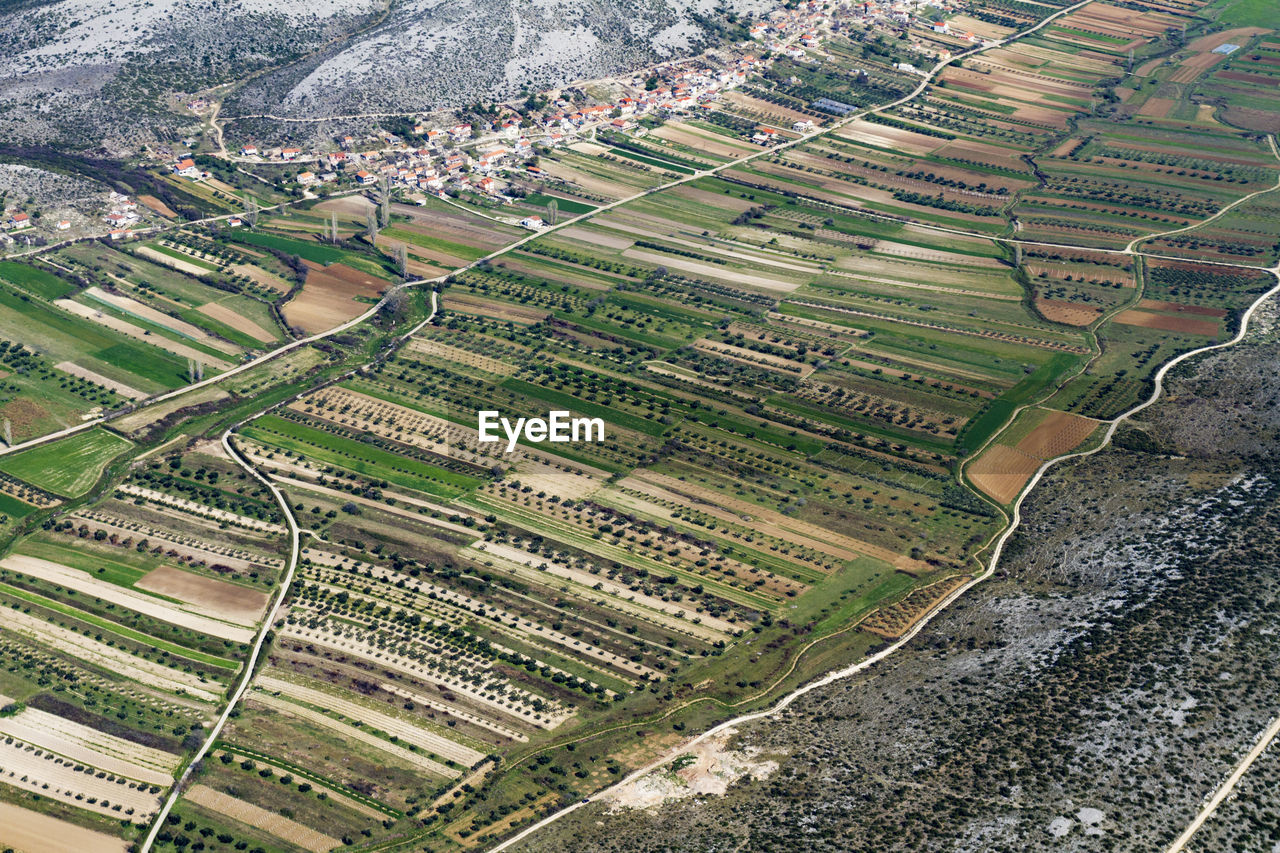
[55,219,70,230]
[6,212,31,229]
[240,145,258,156]
[355,170,376,185]
[280,147,302,160]
[520,216,545,229]
[297,171,317,185]
[173,158,200,178]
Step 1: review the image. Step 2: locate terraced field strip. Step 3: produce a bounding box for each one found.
[467,542,737,641]
[73,509,285,572]
[276,622,571,729]
[214,745,401,818]
[0,736,162,820]
[0,801,130,853]
[379,682,529,743]
[115,483,287,534]
[465,495,779,611]
[247,690,459,779]
[184,784,342,853]
[82,286,240,355]
[256,675,488,767]
[2,553,256,641]
[0,578,241,670]
[304,558,654,683]
[301,577,625,697]
[55,298,235,369]
[1,605,223,702]
[0,705,177,786]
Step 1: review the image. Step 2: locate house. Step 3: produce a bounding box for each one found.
[475,147,507,171]
[7,212,31,229]
[932,21,949,33]
[476,176,497,194]
[354,170,376,185]
[174,158,200,178]
[108,229,127,240]
[55,219,71,230]
[240,145,258,156]
[297,171,317,185]
[520,216,545,229]
[105,212,130,226]
[339,135,355,148]
[752,127,779,144]
[319,172,338,183]
[450,123,472,141]
[280,147,301,161]
[792,119,815,132]
[227,217,243,228]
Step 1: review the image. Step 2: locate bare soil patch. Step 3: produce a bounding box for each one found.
[137,195,177,218]
[1015,410,1099,459]
[198,301,276,343]
[55,361,147,399]
[969,444,1041,504]
[445,293,546,324]
[231,263,291,293]
[136,564,268,624]
[282,262,385,334]
[134,245,217,277]
[0,801,130,852]
[1114,308,1220,336]
[1036,299,1103,326]
[1135,299,1227,318]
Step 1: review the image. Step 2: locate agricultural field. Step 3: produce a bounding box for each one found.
[0,435,290,847]
[0,0,1277,850]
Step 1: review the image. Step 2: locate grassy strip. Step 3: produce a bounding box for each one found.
[956,352,1080,454]
[499,378,670,437]
[0,580,240,670]
[0,429,133,498]
[0,261,75,299]
[144,242,220,272]
[241,414,479,496]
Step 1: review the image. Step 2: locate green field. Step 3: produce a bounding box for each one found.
[229,231,348,265]
[240,414,481,497]
[0,261,75,300]
[0,429,132,497]
[524,194,598,215]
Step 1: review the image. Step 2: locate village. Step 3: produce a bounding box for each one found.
[2,0,986,246]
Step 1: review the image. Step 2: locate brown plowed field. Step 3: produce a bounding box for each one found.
[1037,299,1102,326]
[136,565,268,624]
[1135,299,1227,317]
[1114,308,1220,336]
[971,410,1099,503]
[282,262,385,333]
[198,301,276,343]
[969,444,1041,504]
[0,802,129,853]
[1016,410,1099,459]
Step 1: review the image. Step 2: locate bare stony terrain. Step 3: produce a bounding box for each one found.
[513,303,1280,852]
[0,0,765,152]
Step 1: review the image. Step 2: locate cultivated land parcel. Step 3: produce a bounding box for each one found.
[0,0,1279,850]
